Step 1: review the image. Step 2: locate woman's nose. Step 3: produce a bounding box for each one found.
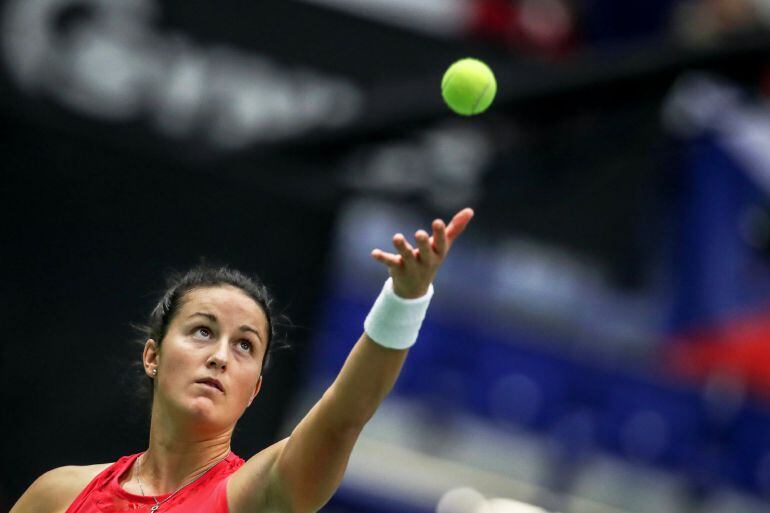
[207,357,225,370]
[207,341,228,370]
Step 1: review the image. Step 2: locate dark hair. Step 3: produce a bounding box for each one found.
[133,264,289,405]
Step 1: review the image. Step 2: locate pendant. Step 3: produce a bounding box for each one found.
[150,505,160,512]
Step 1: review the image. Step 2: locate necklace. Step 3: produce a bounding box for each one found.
[135,450,231,512]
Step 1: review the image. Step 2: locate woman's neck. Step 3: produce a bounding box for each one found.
[134,411,233,495]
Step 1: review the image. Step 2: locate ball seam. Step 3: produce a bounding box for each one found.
[471,79,493,115]
[441,69,457,97]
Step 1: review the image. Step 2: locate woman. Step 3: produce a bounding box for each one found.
[11,208,474,513]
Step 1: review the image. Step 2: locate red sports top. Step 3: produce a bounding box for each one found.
[65,452,245,513]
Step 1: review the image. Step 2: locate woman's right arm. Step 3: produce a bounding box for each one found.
[10,465,106,513]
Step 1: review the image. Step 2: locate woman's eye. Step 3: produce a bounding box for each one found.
[238,340,253,352]
[195,326,212,338]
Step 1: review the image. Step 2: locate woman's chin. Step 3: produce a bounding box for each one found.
[159,394,237,430]
[186,398,224,420]
[169,397,226,427]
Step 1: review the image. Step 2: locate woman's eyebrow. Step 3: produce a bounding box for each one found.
[188,312,263,342]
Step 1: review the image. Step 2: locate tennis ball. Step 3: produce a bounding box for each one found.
[441,58,497,116]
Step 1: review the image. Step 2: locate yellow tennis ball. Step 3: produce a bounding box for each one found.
[441,58,497,116]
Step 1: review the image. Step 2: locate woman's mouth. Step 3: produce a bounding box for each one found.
[195,378,224,393]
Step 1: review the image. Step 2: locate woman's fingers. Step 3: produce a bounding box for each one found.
[393,233,416,262]
[373,209,474,271]
[371,249,402,268]
[445,208,475,243]
[431,219,447,255]
[414,230,433,263]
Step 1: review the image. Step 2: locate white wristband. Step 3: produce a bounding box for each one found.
[364,278,434,350]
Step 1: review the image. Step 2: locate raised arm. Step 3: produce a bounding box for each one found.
[229,208,474,513]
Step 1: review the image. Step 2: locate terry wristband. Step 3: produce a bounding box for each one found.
[364,277,434,350]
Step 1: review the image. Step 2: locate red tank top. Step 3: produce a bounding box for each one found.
[65,452,245,513]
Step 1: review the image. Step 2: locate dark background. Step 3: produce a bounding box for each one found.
[0,117,336,498]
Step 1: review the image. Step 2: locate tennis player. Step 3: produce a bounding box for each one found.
[10,208,474,513]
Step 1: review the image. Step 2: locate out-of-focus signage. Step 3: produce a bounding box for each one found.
[1,0,363,150]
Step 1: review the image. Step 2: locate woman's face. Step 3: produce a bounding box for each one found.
[144,285,268,432]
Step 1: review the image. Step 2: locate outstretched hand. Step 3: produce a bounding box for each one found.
[371,208,474,299]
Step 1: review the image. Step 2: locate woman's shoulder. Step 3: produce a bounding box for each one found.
[11,462,113,513]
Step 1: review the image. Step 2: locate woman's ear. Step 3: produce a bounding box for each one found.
[143,339,160,378]
[247,376,263,407]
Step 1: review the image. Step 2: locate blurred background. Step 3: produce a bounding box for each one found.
[3,1,770,512]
